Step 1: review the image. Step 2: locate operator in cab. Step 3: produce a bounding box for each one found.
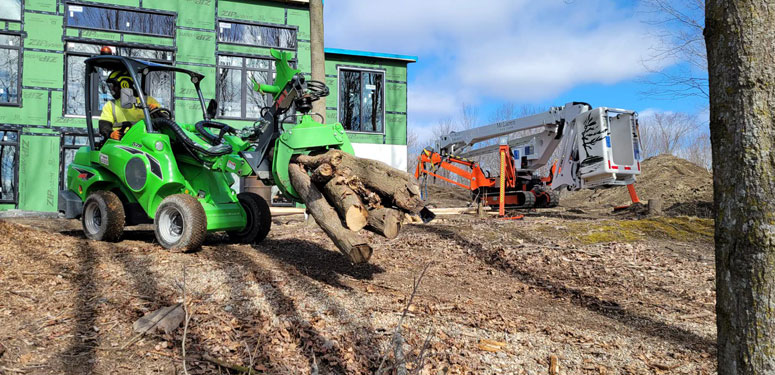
[98,70,160,140]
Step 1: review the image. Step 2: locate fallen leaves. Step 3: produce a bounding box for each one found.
[476,338,507,353]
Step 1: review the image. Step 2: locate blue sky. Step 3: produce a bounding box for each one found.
[324,0,708,141]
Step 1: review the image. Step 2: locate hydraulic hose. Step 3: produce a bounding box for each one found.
[153,118,233,157]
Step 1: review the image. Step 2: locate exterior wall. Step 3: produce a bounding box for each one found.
[0,0,410,212]
[351,143,407,171]
[323,53,408,148]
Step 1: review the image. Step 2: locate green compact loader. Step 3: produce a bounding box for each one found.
[59,49,354,251]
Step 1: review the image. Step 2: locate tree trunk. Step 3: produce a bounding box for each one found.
[322,176,369,231]
[309,0,326,120]
[366,207,402,239]
[288,163,372,263]
[705,1,775,372]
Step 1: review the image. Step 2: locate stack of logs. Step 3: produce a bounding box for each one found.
[289,149,427,263]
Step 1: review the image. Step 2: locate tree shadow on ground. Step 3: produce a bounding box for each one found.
[209,245,386,374]
[59,239,100,375]
[256,238,384,290]
[26,231,228,373]
[414,223,716,353]
[59,228,224,249]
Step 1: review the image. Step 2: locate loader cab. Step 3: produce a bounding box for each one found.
[83,55,212,150]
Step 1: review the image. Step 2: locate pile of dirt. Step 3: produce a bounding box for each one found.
[420,182,472,208]
[562,155,713,217]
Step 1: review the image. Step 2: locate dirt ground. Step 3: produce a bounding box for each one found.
[0,206,716,374]
[562,155,713,218]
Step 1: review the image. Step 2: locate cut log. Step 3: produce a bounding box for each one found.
[295,151,343,169]
[343,175,382,208]
[297,150,423,213]
[288,163,372,263]
[322,177,369,231]
[366,207,402,239]
[311,162,334,183]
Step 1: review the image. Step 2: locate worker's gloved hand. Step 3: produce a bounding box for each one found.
[110,129,123,140]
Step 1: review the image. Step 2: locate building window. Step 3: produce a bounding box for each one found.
[66,4,175,37]
[0,0,21,22]
[60,134,89,189]
[0,33,21,106]
[218,22,296,50]
[0,129,18,204]
[338,68,384,133]
[216,55,275,120]
[64,43,174,116]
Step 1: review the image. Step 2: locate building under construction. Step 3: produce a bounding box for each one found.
[0,0,415,212]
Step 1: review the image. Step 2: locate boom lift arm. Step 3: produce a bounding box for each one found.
[416,102,643,209]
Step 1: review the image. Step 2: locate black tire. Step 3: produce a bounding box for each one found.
[228,192,271,244]
[546,190,560,208]
[154,194,207,252]
[82,190,125,242]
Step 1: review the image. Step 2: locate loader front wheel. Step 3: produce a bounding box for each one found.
[154,194,206,252]
[82,190,125,242]
[228,192,271,244]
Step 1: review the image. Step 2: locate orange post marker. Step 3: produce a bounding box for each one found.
[499,147,506,217]
[627,183,641,204]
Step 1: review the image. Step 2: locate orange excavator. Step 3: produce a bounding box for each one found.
[414,145,559,209]
[414,103,643,215]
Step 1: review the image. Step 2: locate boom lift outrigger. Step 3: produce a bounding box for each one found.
[415,103,643,214]
[59,49,354,251]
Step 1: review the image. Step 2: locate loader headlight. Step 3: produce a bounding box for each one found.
[125,157,147,191]
[155,141,164,151]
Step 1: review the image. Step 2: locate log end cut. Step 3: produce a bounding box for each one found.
[345,206,369,232]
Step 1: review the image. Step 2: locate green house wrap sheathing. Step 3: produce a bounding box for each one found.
[19,135,60,212]
[25,0,57,13]
[0,0,412,212]
[24,13,63,51]
[0,90,49,126]
[324,53,411,146]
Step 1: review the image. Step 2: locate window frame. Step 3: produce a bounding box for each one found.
[216,19,298,51]
[336,66,387,135]
[62,41,176,118]
[0,31,23,107]
[0,127,20,205]
[0,0,22,23]
[215,53,286,121]
[59,132,89,190]
[64,1,177,38]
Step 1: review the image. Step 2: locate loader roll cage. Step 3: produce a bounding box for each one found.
[83,55,211,150]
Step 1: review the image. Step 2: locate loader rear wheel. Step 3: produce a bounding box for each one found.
[228,192,271,244]
[154,194,206,252]
[82,190,125,242]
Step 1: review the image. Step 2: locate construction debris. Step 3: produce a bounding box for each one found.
[132,304,185,336]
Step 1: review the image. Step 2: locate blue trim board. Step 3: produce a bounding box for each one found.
[324,47,417,63]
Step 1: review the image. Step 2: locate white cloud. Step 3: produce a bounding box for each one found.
[325,0,674,130]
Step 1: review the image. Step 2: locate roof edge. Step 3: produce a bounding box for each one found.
[324,47,417,63]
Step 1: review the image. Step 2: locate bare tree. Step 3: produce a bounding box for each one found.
[405,127,421,174]
[458,103,479,130]
[706,1,775,372]
[677,132,712,170]
[638,112,697,158]
[641,0,708,99]
[431,118,456,140]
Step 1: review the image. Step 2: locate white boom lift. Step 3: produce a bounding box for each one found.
[416,102,643,211]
